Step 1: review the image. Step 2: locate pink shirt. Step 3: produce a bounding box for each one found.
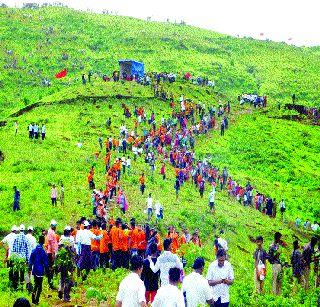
[51,188,57,199]
[47,228,58,255]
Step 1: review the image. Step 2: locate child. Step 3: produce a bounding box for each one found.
[253,236,268,294]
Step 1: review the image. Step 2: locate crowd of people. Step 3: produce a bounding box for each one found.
[3,75,318,306]
[1,217,206,305]
[28,123,46,140]
[2,218,319,306]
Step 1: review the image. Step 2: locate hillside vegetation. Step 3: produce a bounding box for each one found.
[0,5,319,307]
[0,81,319,306]
[1,6,320,118]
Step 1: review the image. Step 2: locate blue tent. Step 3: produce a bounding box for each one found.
[119,60,144,79]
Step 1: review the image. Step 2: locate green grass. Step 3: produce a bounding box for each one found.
[0,81,319,306]
[1,6,320,118]
[0,6,319,306]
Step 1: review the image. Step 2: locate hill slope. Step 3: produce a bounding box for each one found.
[0,81,319,306]
[0,6,319,307]
[1,6,320,118]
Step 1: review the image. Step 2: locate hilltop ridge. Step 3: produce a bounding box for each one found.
[1,6,320,118]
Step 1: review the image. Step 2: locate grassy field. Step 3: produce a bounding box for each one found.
[0,5,319,306]
[1,6,320,118]
[0,81,319,306]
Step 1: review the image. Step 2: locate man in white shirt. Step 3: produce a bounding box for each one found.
[152,267,184,307]
[182,258,213,307]
[206,249,234,306]
[209,189,216,213]
[146,193,153,221]
[26,226,37,258]
[75,221,101,281]
[41,125,46,140]
[155,200,162,223]
[116,255,147,307]
[1,225,18,260]
[149,238,183,285]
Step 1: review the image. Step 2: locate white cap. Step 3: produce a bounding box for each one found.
[28,226,33,231]
[11,225,18,232]
[83,221,90,227]
[50,220,57,226]
[19,224,25,231]
[65,225,71,231]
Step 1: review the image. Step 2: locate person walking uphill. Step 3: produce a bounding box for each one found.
[182,257,213,307]
[56,240,76,303]
[75,220,102,281]
[149,238,183,286]
[141,243,160,304]
[146,194,153,222]
[51,185,58,206]
[301,236,318,290]
[139,173,146,195]
[13,186,20,211]
[29,235,48,305]
[152,267,185,307]
[11,224,31,290]
[46,220,58,289]
[291,240,303,287]
[116,255,147,307]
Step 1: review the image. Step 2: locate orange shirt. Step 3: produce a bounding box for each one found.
[129,228,139,249]
[104,152,111,165]
[179,234,187,245]
[91,228,101,252]
[139,176,145,185]
[155,233,163,251]
[121,230,130,252]
[137,230,146,251]
[100,230,110,253]
[110,226,122,251]
[88,173,93,182]
[166,232,179,254]
[197,175,203,183]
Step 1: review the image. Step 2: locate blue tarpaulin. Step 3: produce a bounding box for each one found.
[119,59,144,79]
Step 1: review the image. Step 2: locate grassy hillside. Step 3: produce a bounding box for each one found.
[0,81,319,306]
[0,5,319,307]
[1,6,320,118]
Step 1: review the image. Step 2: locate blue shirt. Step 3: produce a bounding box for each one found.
[29,244,49,277]
[14,190,20,202]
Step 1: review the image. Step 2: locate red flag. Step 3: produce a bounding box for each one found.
[55,69,67,79]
